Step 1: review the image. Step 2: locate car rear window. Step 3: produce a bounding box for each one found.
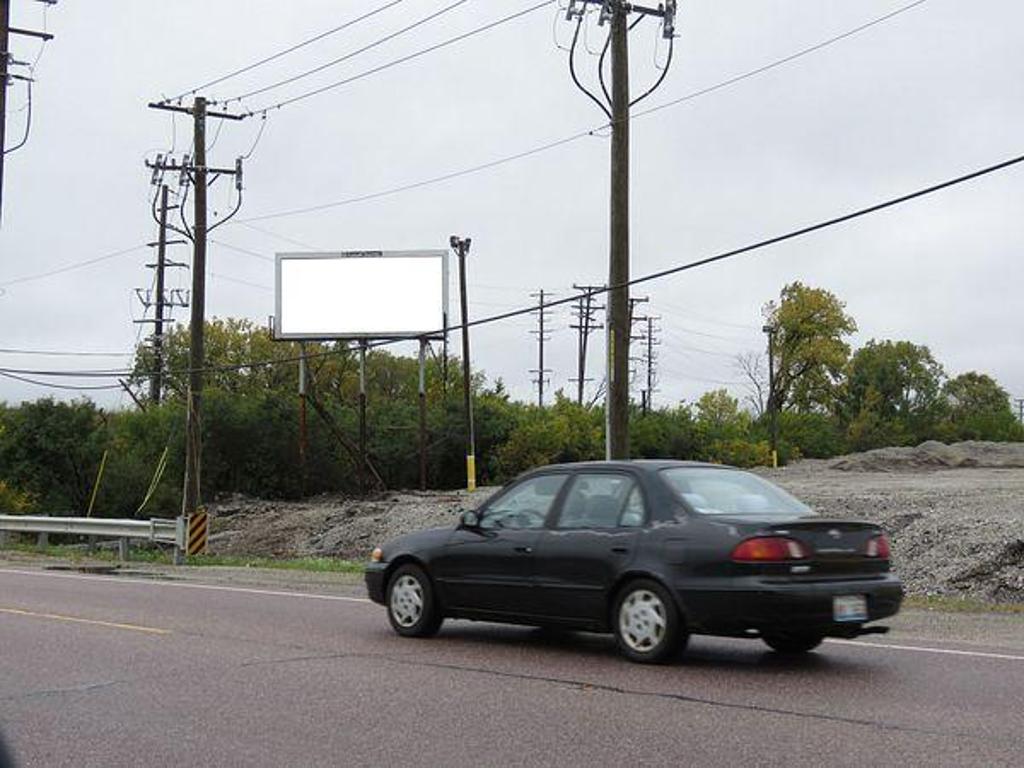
[659,467,814,517]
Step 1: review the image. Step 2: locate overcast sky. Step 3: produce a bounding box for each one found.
[1,0,1021,412]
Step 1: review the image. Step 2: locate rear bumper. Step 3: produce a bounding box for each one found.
[678,573,903,636]
[365,563,387,605]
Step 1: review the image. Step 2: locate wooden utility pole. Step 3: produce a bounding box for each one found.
[0,1,53,223]
[607,4,630,459]
[147,96,245,521]
[570,284,604,406]
[358,340,368,495]
[181,96,208,520]
[451,235,475,491]
[0,0,10,221]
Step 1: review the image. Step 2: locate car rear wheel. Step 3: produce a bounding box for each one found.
[612,579,686,664]
[387,564,442,638]
[762,631,825,654]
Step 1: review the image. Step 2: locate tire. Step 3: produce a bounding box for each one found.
[612,579,687,664]
[386,563,443,638]
[762,631,825,654]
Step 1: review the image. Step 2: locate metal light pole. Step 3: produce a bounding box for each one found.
[763,324,778,468]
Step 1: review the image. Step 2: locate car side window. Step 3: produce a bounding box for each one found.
[620,486,647,527]
[555,474,639,530]
[480,474,567,530]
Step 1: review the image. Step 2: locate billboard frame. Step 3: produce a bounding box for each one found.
[273,249,449,342]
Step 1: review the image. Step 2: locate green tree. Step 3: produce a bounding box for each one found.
[942,372,1022,441]
[842,340,946,448]
[763,282,857,414]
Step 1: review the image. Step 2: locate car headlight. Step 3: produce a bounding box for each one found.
[370,547,384,563]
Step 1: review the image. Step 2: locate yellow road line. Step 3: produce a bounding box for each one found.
[0,607,170,635]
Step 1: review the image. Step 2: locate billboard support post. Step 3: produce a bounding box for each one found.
[418,338,428,491]
[358,340,368,495]
[298,343,308,493]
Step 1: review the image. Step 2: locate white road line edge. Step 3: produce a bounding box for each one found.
[4,567,1023,663]
[827,638,1024,662]
[0,567,373,604]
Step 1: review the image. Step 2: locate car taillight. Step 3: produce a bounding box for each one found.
[731,536,809,562]
[865,534,891,559]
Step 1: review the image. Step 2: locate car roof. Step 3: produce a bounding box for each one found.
[523,459,733,474]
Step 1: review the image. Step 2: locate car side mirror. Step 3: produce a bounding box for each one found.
[459,509,480,529]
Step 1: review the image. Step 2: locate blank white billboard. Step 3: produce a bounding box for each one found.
[275,251,448,340]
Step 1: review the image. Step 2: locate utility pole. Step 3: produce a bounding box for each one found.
[639,315,660,415]
[147,97,245,521]
[570,284,604,405]
[298,344,308,494]
[137,182,188,405]
[0,0,54,223]
[451,235,475,491]
[1016,398,1023,424]
[530,289,554,407]
[627,298,649,411]
[358,340,368,495]
[563,0,676,457]
[0,0,9,222]
[763,324,779,468]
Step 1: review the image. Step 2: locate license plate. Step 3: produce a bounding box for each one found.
[833,595,868,622]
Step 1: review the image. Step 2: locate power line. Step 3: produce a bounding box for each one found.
[0,347,133,357]
[224,0,471,106]
[240,0,556,116]
[0,244,148,289]
[161,0,407,103]
[236,0,929,223]
[10,148,1024,382]
[0,370,121,392]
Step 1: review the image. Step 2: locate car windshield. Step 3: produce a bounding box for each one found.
[660,467,814,517]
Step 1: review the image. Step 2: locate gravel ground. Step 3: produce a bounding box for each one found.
[207,442,1024,603]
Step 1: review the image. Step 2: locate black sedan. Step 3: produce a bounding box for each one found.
[365,460,903,663]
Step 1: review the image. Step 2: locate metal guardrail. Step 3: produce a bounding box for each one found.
[0,515,186,558]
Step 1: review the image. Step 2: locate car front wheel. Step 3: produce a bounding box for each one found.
[612,579,686,664]
[386,564,442,638]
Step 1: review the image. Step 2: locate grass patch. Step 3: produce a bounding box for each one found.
[904,594,1024,616]
[1,541,364,573]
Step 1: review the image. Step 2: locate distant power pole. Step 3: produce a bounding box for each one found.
[642,316,660,414]
[0,0,55,223]
[627,298,649,409]
[137,181,189,404]
[451,235,475,491]
[569,284,604,405]
[1016,398,1023,423]
[563,1,676,457]
[147,96,246,520]
[530,289,554,407]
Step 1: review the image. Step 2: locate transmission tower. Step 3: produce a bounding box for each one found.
[530,289,555,407]
[569,284,604,405]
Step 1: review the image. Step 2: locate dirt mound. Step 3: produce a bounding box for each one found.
[829,441,1024,472]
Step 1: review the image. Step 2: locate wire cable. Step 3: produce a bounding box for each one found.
[0,245,148,290]
[243,0,556,116]
[3,80,33,155]
[0,347,133,357]
[569,14,612,119]
[236,0,930,222]
[225,0,471,105]
[162,0,406,102]
[12,148,1024,380]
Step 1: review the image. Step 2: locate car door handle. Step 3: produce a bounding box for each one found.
[611,546,629,555]
[514,546,533,554]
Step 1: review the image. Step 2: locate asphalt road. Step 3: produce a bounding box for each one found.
[2,562,1023,767]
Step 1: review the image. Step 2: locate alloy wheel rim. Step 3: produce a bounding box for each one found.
[619,589,667,652]
[390,574,424,627]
